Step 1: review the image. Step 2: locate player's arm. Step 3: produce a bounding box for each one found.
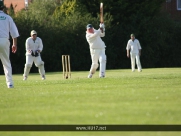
[8,16,19,53]
[137,40,142,56]
[12,38,17,53]
[126,41,130,58]
[37,38,43,52]
[127,49,130,58]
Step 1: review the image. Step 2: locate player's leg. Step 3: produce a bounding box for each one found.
[23,55,33,80]
[34,56,45,80]
[130,53,136,72]
[0,38,14,88]
[99,49,106,78]
[88,49,99,78]
[136,54,142,72]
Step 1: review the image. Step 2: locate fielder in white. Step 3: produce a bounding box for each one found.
[23,30,45,80]
[86,23,106,78]
[0,0,19,88]
[126,34,142,72]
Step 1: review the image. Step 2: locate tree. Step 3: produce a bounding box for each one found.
[8,3,16,17]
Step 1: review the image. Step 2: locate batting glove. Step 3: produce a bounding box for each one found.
[100,28,105,33]
[99,23,105,28]
[31,50,35,56]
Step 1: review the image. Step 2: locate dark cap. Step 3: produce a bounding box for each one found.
[86,24,93,29]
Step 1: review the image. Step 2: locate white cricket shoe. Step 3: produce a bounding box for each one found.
[23,76,27,80]
[8,85,14,88]
[42,75,46,80]
[138,70,142,72]
[99,75,105,78]
[99,72,105,78]
[88,74,93,78]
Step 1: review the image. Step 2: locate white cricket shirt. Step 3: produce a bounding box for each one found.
[25,37,43,55]
[126,39,141,54]
[0,10,19,38]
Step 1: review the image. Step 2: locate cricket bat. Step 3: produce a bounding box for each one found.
[100,3,104,23]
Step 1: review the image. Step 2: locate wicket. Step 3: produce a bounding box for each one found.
[62,55,71,79]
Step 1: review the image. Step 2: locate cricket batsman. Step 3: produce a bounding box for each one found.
[23,30,46,80]
[86,23,106,78]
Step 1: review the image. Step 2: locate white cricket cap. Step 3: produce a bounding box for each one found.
[31,30,37,35]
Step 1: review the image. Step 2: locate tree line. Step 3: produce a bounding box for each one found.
[1,0,181,74]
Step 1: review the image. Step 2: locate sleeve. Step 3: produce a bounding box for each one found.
[8,16,20,38]
[25,39,30,51]
[38,38,43,51]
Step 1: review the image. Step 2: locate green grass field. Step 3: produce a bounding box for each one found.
[0,68,180,136]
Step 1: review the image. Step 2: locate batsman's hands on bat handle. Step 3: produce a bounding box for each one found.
[100,28,104,33]
[100,27,105,33]
[12,45,17,53]
[99,23,105,28]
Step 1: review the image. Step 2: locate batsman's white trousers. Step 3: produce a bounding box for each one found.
[89,48,106,76]
[23,55,45,77]
[130,53,142,71]
[0,38,13,86]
